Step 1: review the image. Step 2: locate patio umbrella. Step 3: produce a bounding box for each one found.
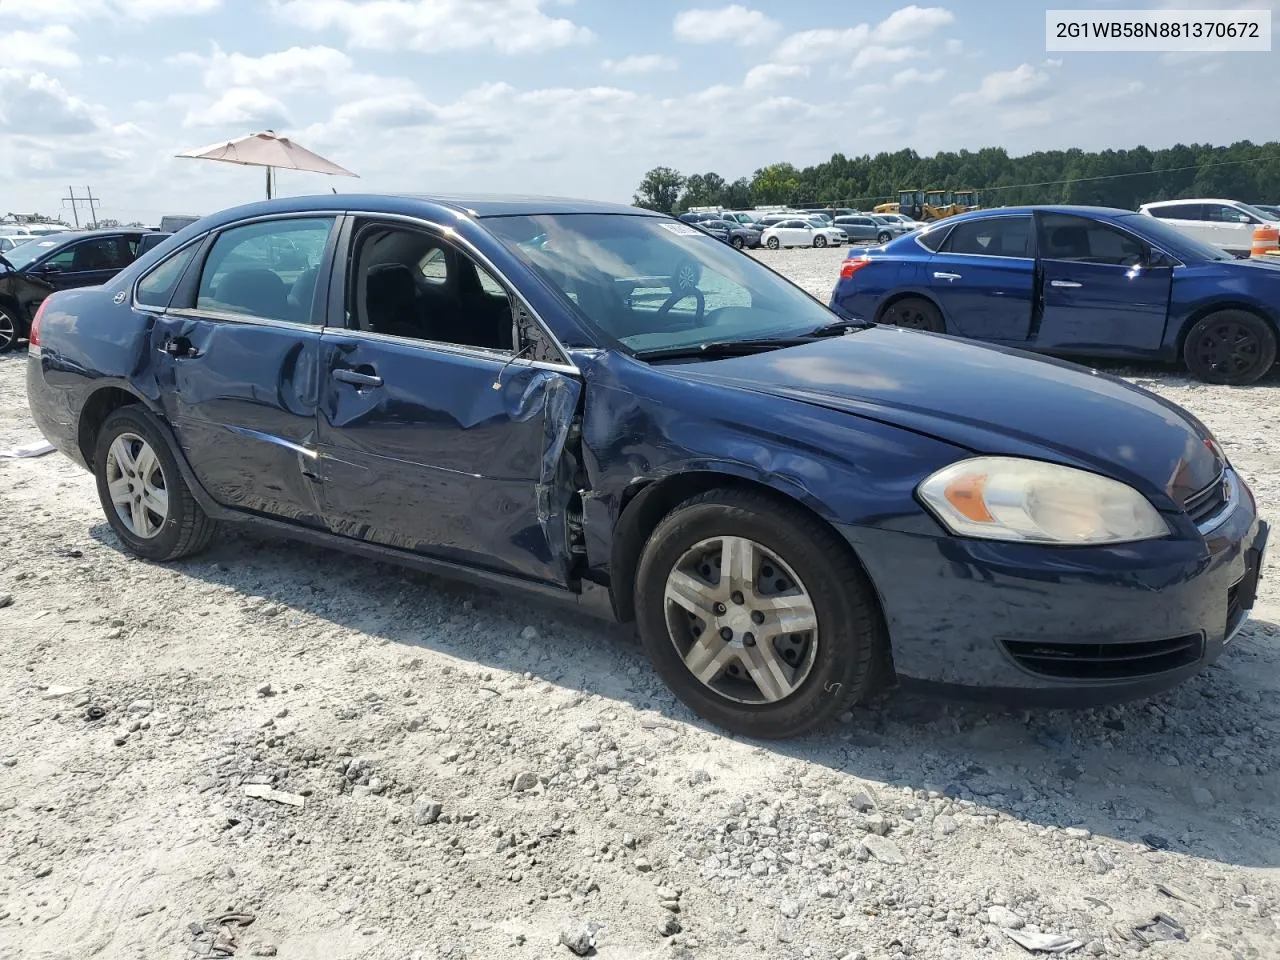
[176,130,357,199]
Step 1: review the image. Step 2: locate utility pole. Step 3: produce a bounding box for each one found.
[85,186,99,229]
[62,186,103,229]
[65,186,80,228]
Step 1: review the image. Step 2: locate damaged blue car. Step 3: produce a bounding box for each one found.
[26,195,1267,737]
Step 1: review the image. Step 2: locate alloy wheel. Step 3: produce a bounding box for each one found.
[663,536,818,704]
[105,432,169,539]
[0,311,15,351]
[1194,321,1262,378]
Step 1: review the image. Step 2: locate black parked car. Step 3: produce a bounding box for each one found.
[695,218,763,249]
[0,229,169,351]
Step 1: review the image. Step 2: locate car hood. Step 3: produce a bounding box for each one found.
[672,327,1223,508]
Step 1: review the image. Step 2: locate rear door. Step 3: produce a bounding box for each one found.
[1034,212,1173,354]
[149,215,338,525]
[927,215,1036,341]
[1147,203,1209,248]
[315,216,582,584]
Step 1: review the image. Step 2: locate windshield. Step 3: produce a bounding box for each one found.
[3,237,61,270]
[1237,201,1279,222]
[486,213,837,354]
[1119,213,1235,262]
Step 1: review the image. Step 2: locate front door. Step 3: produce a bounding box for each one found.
[927,215,1036,341]
[150,215,337,525]
[316,217,580,584]
[37,234,141,291]
[1203,203,1258,255]
[1034,212,1173,354]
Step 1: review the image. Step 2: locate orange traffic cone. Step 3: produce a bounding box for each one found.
[1251,223,1279,258]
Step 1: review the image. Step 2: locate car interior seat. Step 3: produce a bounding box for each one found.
[365,263,422,338]
[215,268,289,319]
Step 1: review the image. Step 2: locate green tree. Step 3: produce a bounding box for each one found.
[633,166,685,213]
[751,163,802,205]
[679,172,728,210]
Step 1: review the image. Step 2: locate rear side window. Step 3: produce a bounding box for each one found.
[1148,203,1203,221]
[1039,213,1146,266]
[136,243,199,308]
[916,225,951,251]
[195,217,334,324]
[945,217,1033,257]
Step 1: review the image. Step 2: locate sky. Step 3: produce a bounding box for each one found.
[0,0,1276,225]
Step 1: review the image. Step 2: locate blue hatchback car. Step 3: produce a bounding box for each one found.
[25,195,1268,737]
[829,205,1280,384]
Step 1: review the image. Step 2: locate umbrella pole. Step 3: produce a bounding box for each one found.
[266,166,273,199]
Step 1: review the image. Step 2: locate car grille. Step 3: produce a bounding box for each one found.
[1000,635,1203,680]
[1184,471,1229,527]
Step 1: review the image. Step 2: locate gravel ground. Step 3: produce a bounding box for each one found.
[1,246,1278,960]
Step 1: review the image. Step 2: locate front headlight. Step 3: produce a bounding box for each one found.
[917,457,1170,545]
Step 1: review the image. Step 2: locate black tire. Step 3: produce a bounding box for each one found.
[731,236,745,250]
[1182,309,1277,385]
[766,236,780,250]
[876,231,892,244]
[0,305,19,353]
[634,489,886,738]
[814,235,827,248]
[93,405,216,561]
[881,297,945,333]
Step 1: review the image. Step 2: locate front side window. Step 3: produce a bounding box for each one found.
[195,217,334,323]
[136,243,200,308]
[945,217,1032,257]
[1039,214,1146,266]
[1205,204,1253,224]
[485,213,837,355]
[47,236,135,272]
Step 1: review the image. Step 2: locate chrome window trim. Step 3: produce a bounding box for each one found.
[345,209,574,369]
[164,306,320,331]
[316,326,580,376]
[129,236,207,311]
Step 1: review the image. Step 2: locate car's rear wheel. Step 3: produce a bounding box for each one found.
[0,307,18,353]
[93,406,216,561]
[881,296,945,333]
[814,235,827,248]
[877,231,892,244]
[1183,310,1277,385]
[634,489,884,738]
[731,236,745,250]
[766,237,780,250]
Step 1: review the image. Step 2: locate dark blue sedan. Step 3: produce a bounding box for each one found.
[829,205,1280,384]
[25,195,1268,737]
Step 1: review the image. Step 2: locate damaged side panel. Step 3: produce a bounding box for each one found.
[315,331,583,585]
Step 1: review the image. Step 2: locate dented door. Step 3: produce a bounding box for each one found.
[316,333,582,584]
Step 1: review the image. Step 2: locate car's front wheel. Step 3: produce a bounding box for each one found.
[93,405,217,561]
[766,236,780,250]
[0,306,19,353]
[1182,310,1277,385]
[814,235,827,248]
[877,231,892,244]
[634,489,885,738]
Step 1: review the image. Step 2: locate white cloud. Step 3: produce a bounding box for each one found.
[273,0,594,54]
[1043,57,1063,67]
[851,45,922,69]
[744,62,810,88]
[952,63,1050,106]
[891,66,945,85]
[183,87,291,128]
[945,38,963,54]
[872,5,955,42]
[0,0,219,20]
[0,69,106,135]
[202,45,353,91]
[601,54,678,74]
[673,5,780,45]
[775,26,870,63]
[0,25,80,69]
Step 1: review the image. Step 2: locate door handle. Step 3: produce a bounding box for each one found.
[161,336,200,359]
[332,367,383,388]
[1050,280,1083,289]
[933,272,962,280]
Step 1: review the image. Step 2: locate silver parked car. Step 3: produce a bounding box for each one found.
[833,215,905,244]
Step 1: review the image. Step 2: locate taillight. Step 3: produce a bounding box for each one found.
[839,256,872,281]
[29,297,49,348]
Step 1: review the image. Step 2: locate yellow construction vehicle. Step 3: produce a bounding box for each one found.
[873,201,900,215]
[896,188,983,222]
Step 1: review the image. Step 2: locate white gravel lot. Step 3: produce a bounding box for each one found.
[1,245,1278,960]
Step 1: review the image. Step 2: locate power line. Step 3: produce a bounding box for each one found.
[61,186,103,228]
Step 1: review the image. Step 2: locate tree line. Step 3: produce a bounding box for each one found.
[633,141,1280,214]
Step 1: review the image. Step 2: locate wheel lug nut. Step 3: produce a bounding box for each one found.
[719,627,733,641]
[731,591,744,605]
[751,610,765,624]
[713,602,726,615]
[743,633,756,646]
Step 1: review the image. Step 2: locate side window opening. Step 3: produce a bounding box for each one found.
[195,217,334,324]
[945,217,1032,257]
[351,222,515,354]
[136,243,200,309]
[1039,214,1146,267]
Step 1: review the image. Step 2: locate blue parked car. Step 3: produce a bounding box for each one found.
[829,205,1280,385]
[26,195,1267,737]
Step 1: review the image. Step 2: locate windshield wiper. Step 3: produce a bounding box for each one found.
[633,337,818,362]
[806,318,873,336]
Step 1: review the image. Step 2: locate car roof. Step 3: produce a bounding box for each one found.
[1140,198,1242,208]
[939,205,1145,222]
[182,194,661,234]
[13,228,146,245]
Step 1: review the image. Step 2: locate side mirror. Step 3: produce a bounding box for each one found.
[33,262,59,274]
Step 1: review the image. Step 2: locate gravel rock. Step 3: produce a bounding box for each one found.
[987,905,1024,929]
[558,921,596,956]
[412,798,443,825]
[658,916,682,937]
[859,835,905,865]
[511,771,539,792]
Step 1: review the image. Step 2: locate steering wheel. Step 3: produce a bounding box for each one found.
[655,287,705,324]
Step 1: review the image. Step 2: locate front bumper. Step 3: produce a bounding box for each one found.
[841,477,1268,707]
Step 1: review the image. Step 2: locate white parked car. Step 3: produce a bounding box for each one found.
[762,218,844,249]
[0,236,34,254]
[1138,198,1279,258]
